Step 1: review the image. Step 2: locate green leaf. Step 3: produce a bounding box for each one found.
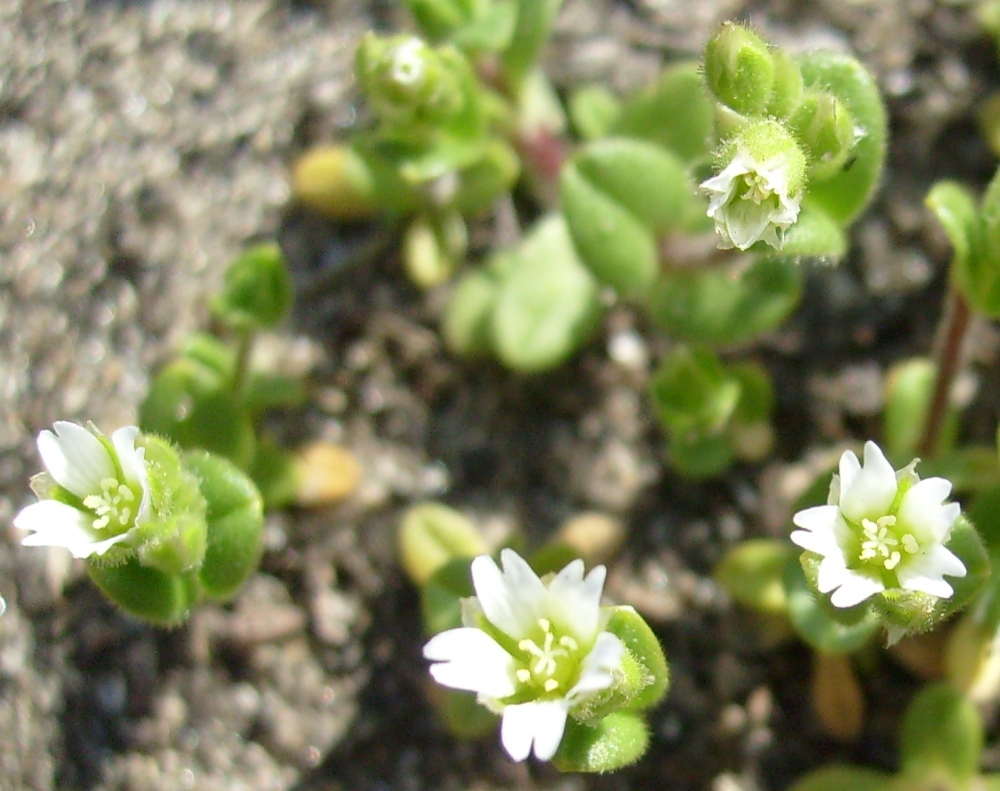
[967,484,1000,556]
[715,539,794,616]
[884,358,937,462]
[649,346,741,439]
[399,502,488,586]
[139,358,256,469]
[212,243,293,331]
[184,451,264,602]
[433,689,498,737]
[917,446,1000,496]
[787,554,879,653]
[604,605,669,710]
[88,560,198,626]
[648,255,803,345]
[729,361,775,462]
[899,683,982,783]
[450,1,517,52]
[248,440,300,510]
[926,181,994,315]
[569,85,621,142]
[561,139,694,296]
[770,203,847,260]
[973,166,1000,317]
[443,265,505,358]
[788,766,891,791]
[500,0,562,93]
[666,433,736,479]
[421,556,476,635]
[553,711,649,773]
[490,214,604,372]
[613,62,714,163]
[795,51,887,225]
[453,138,521,214]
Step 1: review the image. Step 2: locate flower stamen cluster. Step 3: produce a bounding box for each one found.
[423,549,625,762]
[791,441,966,609]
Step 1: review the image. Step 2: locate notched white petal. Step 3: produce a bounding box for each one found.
[38,422,114,499]
[501,700,569,762]
[424,627,517,698]
[829,572,884,608]
[840,441,896,521]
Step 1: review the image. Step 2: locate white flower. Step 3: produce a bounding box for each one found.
[700,149,802,251]
[791,441,966,609]
[423,549,625,762]
[14,422,151,559]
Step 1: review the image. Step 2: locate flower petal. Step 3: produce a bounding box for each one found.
[37,422,114,499]
[472,551,545,639]
[568,631,623,701]
[897,478,959,542]
[839,442,897,521]
[424,627,517,698]
[897,544,966,599]
[546,561,605,645]
[111,426,152,524]
[501,700,569,762]
[815,552,851,594]
[829,571,884,608]
[14,500,120,558]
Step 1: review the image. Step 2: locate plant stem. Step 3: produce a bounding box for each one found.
[916,285,971,458]
[232,327,254,401]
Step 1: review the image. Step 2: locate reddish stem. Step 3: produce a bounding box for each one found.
[916,285,971,458]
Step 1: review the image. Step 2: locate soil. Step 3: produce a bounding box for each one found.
[3,1,1000,790]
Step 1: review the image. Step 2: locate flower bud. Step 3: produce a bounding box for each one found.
[700,118,806,250]
[789,90,858,181]
[356,33,466,133]
[703,23,775,116]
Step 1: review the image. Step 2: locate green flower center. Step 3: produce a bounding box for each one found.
[515,617,582,696]
[82,477,139,533]
[853,514,921,573]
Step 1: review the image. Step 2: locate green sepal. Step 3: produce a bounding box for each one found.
[211,243,293,332]
[612,62,713,164]
[421,556,476,635]
[490,214,603,372]
[132,436,208,576]
[788,766,891,791]
[184,451,264,602]
[790,554,880,653]
[603,605,669,710]
[703,22,776,116]
[796,51,887,225]
[399,502,488,586]
[561,138,695,296]
[715,538,794,616]
[899,683,982,784]
[553,711,649,773]
[873,515,990,637]
[648,255,803,345]
[88,559,199,627]
[139,357,256,469]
